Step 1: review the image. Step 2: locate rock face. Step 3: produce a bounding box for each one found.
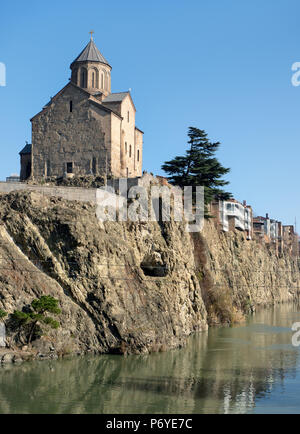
[193,224,300,325]
[0,191,299,356]
[0,192,207,356]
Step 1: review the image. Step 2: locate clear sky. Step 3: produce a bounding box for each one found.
[0,0,300,225]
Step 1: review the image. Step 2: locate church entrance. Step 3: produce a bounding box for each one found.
[67,162,73,174]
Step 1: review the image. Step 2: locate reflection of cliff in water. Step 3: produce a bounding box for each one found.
[0,303,299,414]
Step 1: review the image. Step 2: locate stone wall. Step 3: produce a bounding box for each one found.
[135,128,143,177]
[0,182,97,203]
[0,174,158,204]
[71,61,112,96]
[31,85,109,179]
[30,84,143,181]
[119,95,137,178]
[102,94,143,178]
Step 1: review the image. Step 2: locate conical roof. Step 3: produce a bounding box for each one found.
[71,39,110,66]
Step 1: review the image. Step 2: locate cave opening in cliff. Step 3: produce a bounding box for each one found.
[140,262,168,277]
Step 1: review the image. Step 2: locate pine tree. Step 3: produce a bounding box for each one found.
[12,296,61,345]
[161,127,232,213]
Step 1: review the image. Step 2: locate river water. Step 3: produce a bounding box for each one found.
[1,303,300,414]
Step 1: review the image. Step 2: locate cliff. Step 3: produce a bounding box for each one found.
[196,223,300,325]
[0,191,299,358]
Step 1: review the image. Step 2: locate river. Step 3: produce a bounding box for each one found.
[0,302,300,414]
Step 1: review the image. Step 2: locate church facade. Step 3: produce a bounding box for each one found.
[20,36,144,181]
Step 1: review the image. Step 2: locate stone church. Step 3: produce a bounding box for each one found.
[20,35,144,181]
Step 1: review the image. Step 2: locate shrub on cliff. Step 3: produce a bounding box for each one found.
[0,309,7,320]
[12,296,61,345]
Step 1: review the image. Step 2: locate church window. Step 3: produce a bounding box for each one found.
[127,111,130,122]
[70,101,73,112]
[95,69,99,88]
[92,72,95,88]
[92,157,97,175]
[45,160,50,177]
[125,142,127,154]
[129,145,132,158]
[67,162,73,174]
[72,68,78,85]
[137,150,140,162]
[80,68,87,88]
[101,73,104,89]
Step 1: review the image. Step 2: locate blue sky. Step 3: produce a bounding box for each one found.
[0,0,300,225]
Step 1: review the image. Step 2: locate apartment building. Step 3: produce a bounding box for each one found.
[210,199,253,240]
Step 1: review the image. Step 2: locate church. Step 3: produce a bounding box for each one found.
[20,34,144,181]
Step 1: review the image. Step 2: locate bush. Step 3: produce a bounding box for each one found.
[205,285,245,326]
[12,296,61,344]
[0,309,7,320]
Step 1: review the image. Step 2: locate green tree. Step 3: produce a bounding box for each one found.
[12,296,61,344]
[161,127,232,215]
[0,309,7,320]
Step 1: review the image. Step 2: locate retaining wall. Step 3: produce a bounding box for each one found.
[0,182,97,203]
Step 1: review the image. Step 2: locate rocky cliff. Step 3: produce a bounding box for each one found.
[0,191,299,358]
[195,223,300,325]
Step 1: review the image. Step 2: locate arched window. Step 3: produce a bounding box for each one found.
[101,73,104,89]
[72,69,78,85]
[91,69,99,89]
[104,73,108,90]
[80,68,87,88]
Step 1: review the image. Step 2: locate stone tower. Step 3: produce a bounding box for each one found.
[70,35,112,97]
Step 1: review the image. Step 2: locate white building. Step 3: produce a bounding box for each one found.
[254,214,280,241]
[216,200,252,239]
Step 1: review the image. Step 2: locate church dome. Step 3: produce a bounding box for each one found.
[70,35,112,96]
[70,39,111,68]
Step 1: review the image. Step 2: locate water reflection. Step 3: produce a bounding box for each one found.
[0,303,300,414]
